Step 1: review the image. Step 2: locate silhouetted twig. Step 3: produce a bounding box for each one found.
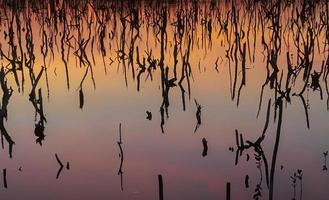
[55,153,64,179]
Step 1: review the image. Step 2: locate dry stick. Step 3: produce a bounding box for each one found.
[6,17,20,89]
[185,39,192,100]
[237,43,247,106]
[79,87,84,109]
[15,13,24,93]
[118,123,122,145]
[0,69,14,158]
[226,182,231,200]
[262,99,272,187]
[60,21,70,90]
[245,175,249,188]
[202,138,208,157]
[55,153,64,179]
[269,99,283,200]
[194,99,202,133]
[178,55,186,111]
[30,68,44,98]
[117,123,124,191]
[38,89,45,123]
[55,153,64,167]
[136,46,146,91]
[262,98,272,136]
[231,5,239,101]
[158,174,163,200]
[298,95,310,129]
[3,168,7,188]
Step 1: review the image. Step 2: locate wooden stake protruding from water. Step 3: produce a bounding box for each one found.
[158,174,163,200]
[3,168,7,188]
[226,182,231,200]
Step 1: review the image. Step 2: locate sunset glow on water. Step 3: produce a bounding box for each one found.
[0,1,328,199]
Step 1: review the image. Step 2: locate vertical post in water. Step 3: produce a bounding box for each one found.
[3,168,7,188]
[158,174,163,200]
[226,182,231,200]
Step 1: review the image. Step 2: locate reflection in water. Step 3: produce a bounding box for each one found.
[0,0,328,199]
[2,168,7,189]
[245,174,249,189]
[226,182,231,200]
[55,153,69,179]
[146,110,152,120]
[194,99,202,133]
[202,137,208,157]
[158,174,164,200]
[117,123,124,191]
[0,69,14,158]
[55,153,64,179]
[291,169,303,200]
[79,87,84,109]
[323,151,328,171]
[31,88,47,145]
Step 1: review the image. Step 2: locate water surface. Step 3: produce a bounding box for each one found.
[0,0,328,199]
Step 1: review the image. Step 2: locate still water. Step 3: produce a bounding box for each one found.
[0,0,328,199]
